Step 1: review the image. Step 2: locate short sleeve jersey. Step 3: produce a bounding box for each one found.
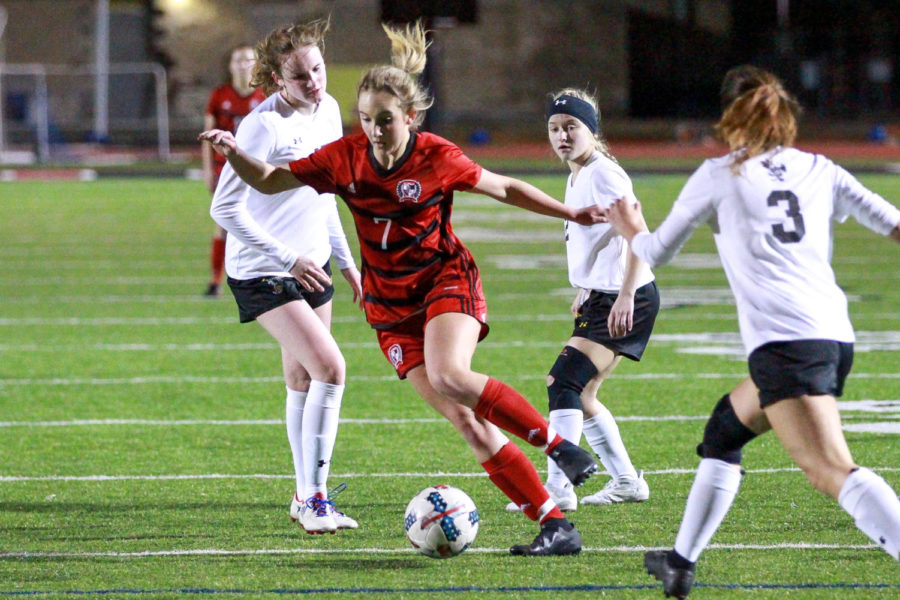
[564,152,654,292]
[633,146,900,355]
[288,131,483,328]
[206,84,267,175]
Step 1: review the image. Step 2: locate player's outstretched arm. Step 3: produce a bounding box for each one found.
[198,129,299,195]
[473,169,605,225]
[891,222,900,243]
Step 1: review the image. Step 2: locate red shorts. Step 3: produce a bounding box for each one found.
[376,294,489,379]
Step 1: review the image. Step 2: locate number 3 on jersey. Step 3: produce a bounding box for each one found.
[767,190,805,243]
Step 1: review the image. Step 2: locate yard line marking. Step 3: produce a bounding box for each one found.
[6,331,899,353]
[0,542,881,559]
[0,418,452,427]
[3,466,897,482]
[3,314,899,326]
[4,372,899,386]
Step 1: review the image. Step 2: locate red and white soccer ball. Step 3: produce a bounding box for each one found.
[403,485,479,558]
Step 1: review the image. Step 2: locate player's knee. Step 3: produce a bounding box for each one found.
[696,393,758,465]
[427,367,473,401]
[547,346,598,412]
[313,356,345,385]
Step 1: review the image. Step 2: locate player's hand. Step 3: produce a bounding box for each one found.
[289,256,332,292]
[606,197,647,241]
[570,204,608,226]
[607,293,635,338]
[198,129,238,157]
[340,265,364,309]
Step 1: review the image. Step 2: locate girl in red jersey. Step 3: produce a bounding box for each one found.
[201,21,606,556]
[202,44,267,297]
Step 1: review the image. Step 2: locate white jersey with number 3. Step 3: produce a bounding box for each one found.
[631,147,900,355]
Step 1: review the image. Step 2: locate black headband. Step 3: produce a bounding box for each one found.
[546,95,598,134]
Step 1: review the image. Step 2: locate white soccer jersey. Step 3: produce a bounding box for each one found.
[210,92,355,280]
[565,152,654,292]
[631,146,900,355]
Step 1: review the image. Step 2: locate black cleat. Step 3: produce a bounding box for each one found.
[547,439,598,486]
[644,550,696,599]
[510,519,582,556]
[204,283,221,297]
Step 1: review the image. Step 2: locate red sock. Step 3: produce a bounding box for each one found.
[210,237,226,283]
[474,377,561,450]
[482,442,564,523]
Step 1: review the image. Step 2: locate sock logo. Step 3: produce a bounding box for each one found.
[527,428,541,443]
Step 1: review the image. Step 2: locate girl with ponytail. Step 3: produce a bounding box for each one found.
[202,21,607,556]
[607,65,900,598]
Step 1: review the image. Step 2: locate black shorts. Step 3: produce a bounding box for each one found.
[227,262,334,323]
[748,339,854,407]
[571,281,659,361]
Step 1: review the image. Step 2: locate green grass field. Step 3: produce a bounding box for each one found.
[1,172,899,599]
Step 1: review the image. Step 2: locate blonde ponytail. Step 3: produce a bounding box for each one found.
[357,21,433,129]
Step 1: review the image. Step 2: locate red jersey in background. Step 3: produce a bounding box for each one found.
[206,84,267,176]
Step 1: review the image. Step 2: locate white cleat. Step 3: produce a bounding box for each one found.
[290,494,337,534]
[580,470,650,505]
[290,491,357,531]
[331,506,358,530]
[505,481,578,513]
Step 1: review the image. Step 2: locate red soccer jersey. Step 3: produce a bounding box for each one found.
[205,84,267,175]
[288,131,484,328]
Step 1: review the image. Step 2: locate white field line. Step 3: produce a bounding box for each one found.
[3,313,900,326]
[5,331,900,353]
[0,415,706,428]
[4,372,900,386]
[3,466,898,483]
[0,542,879,559]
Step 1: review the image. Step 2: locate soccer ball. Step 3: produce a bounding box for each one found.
[403,485,479,558]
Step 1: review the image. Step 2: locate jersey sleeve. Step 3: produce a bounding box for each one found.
[287,140,343,195]
[209,114,299,272]
[431,142,482,191]
[832,164,900,236]
[589,163,635,208]
[631,161,716,267]
[325,200,356,270]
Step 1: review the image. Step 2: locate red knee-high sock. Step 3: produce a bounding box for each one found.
[482,442,564,524]
[210,237,226,284]
[474,377,564,452]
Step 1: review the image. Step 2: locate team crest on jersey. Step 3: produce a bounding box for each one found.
[761,158,786,182]
[396,179,422,203]
[387,343,404,368]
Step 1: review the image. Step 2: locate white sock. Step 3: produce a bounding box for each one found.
[285,387,307,499]
[546,409,583,488]
[674,458,743,563]
[582,405,638,480]
[838,467,900,560]
[302,380,344,498]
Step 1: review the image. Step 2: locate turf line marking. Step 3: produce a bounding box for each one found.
[0,582,896,597]
[3,466,897,482]
[0,542,880,559]
[0,415,706,427]
[4,372,898,386]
